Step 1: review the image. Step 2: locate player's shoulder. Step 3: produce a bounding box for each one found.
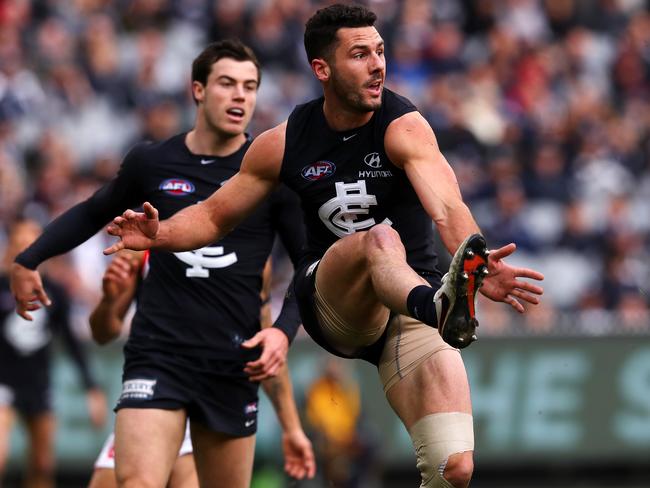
[378,89,418,126]
[251,122,287,153]
[129,133,185,158]
[122,133,186,170]
[382,88,417,112]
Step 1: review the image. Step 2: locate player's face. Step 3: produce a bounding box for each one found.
[195,58,259,136]
[329,26,385,112]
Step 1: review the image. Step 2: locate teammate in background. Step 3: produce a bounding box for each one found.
[0,219,107,488]
[10,40,314,487]
[100,5,545,488]
[87,252,312,488]
[86,250,196,488]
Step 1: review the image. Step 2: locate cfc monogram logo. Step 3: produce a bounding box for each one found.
[318,180,380,237]
[174,246,238,277]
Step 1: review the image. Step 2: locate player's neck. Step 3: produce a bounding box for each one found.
[322,96,373,132]
[185,126,246,157]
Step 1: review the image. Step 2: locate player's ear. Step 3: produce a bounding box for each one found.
[311,58,330,82]
[192,81,205,103]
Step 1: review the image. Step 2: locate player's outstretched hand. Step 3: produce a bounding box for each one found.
[104,202,159,255]
[282,429,316,480]
[242,328,289,382]
[480,243,545,313]
[10,263,51,320]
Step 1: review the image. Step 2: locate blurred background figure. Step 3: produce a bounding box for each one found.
[0,219,107,488]
[305,358,378,488]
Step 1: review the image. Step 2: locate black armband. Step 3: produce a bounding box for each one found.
[272,284,301,343]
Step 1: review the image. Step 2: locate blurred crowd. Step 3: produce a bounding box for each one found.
[0,0,649,337]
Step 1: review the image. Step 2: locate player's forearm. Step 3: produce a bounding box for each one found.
[434,201,482,254]
[15,203,106,269]
[154,202,225,252]
[262,363,303,433]
[89,300,123,345]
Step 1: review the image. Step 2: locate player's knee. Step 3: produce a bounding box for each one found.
[366,224,403,254]
[408,412,474,488]
[442,451,473,487]
[117,473,159,488]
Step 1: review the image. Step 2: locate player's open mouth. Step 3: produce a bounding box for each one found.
[366,81,382,96]
[226,107,245,121]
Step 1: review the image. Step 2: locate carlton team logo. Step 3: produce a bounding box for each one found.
[160,179,195,195]
[301,161,336,181]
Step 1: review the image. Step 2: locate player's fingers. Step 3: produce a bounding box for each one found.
[287,463,303,479]
[511,289,539,305]
[505,294,524,313]
[25,302,41,311]
[488,243,516,261]
[516,267,545,282]
[35,288,51,307]
[513,280,544,295]
[143,202,158,220]
[241,334,262,349]
[16,307,33,321]
[103,241,124,256]
[112,216,126,226]
[123,209,137,219]
[106,224,122,237]
[304,453,316,478]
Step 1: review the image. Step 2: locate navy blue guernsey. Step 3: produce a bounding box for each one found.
[16,133,305,361]
[280,88,438,273]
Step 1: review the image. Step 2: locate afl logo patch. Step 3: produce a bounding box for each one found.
[301,161,336,181]
[364,152,382,169]
[160,179,195,195]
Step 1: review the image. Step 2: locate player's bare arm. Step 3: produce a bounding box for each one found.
[89,251,142,344]
[386,111,544,311]
[385,111,480,252]
[104,124,287,255]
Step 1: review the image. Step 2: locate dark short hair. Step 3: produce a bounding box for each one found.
[304,3,377,63]
[191,39,261,93]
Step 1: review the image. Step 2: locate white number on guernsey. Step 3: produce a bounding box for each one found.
[318,180,391,238]
[174,246,238,277]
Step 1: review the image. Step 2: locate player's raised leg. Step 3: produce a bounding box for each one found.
[114,408,186,488]
[314,224,429,351]
[190,422,255,488]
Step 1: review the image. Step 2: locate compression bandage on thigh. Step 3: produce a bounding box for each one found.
[378,315,456,392]
[409,412,474,488]
[314,281,385,353]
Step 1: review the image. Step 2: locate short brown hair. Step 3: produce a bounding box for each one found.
[304,4,377,63]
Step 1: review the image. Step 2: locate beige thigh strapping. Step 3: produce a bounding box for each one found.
[379,315,457,392]
[314,281,386,356]
[314,280,455,392]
